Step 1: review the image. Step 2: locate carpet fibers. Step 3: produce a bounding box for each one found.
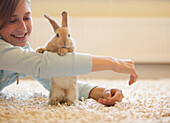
[0,79,170,123]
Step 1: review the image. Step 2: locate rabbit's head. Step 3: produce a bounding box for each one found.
[44,11,74,48]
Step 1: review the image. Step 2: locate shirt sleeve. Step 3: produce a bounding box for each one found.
[77,81,97,100]
[0,39,92,79]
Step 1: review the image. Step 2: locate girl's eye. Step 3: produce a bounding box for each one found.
[57,33,59,37]
[68,34,70,37]
[24,17,30,21]
[10,20,17,23]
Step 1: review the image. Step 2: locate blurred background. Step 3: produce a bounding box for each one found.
[29,0,170,80]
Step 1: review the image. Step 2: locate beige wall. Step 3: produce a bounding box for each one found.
[31,0,170,17]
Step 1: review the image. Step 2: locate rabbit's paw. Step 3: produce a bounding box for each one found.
[36,48,46,53]
[49,98,60,105]
[65,100,73,106]
[58,48,68,56]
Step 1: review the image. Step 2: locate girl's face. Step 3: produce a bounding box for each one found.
[0,1,32,47]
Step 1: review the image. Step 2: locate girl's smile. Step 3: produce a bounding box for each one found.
[0,1,32,47]
[11,32,28,41]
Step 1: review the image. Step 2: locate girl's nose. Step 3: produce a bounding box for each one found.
[17,20,27,32]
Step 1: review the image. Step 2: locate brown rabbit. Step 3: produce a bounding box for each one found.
[36,11,77,106]
[36,12,75,55]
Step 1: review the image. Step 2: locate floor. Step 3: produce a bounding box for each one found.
[0,79,169,123]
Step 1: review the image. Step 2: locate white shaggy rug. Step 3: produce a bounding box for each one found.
[0,79,170,123]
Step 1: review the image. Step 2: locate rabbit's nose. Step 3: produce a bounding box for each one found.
[63,41,66,46]
[63,41,67,46]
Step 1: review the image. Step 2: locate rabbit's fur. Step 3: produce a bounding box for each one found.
[36,11,78,106]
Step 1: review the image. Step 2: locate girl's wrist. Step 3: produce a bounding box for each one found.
[89,86,105,100]
[110,57,118,71]
[103,56,115,71]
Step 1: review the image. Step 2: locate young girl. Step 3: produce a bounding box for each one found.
[0,0,138,106]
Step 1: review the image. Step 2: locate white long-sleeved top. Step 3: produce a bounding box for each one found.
[0,36,96,100]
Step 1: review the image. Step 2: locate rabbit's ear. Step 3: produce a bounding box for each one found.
[61,11,68,27]
[44,14,60,32]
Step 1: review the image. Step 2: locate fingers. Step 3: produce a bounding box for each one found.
[98,89,124,106]
[130,70,138,85]
[122,59,134,63]
[129,62,138,85]
[103,89,112,99]
[98,98,116,106]
[98,95,120,106]
[129,74,138,85]
[129,75,135,85]
[110,90,124,103]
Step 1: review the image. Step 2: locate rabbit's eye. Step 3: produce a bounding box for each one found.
[57,34,59,37]
[68,34,70,37]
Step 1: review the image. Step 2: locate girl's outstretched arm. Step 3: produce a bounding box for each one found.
[91,55,138,85]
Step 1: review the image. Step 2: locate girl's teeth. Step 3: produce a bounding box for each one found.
[13,34,25,38]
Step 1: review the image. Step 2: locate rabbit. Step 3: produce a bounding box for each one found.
[36,12,75,56]
[36,11,78,106]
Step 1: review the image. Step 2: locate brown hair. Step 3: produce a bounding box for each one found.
[0,0,30,30]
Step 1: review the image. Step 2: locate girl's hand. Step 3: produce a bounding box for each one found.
[91,56,138,86]
[113,58,138,85]
[98,88,124,106]
[89,87,124,106]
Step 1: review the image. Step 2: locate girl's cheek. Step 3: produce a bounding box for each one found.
[29,19,33,31]
[28,24,32,34]
[26,21,32,34]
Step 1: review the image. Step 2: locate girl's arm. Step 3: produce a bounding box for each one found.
[91,55,138,85]
[0,39,137,83]
[0,40,92,78]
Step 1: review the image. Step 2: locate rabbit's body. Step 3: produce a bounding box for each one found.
[36,11,78,106]
[49,76,77,105]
